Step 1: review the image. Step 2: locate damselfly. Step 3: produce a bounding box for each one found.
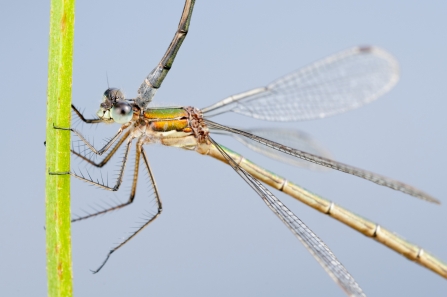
[53,1,446,296]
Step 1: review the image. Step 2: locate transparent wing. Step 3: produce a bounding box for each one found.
[209,137,366,297]
[212,127,332,170]
[201,46,399,121]
[206,120,439,204]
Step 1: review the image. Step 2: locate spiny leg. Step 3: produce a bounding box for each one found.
[54,122,129,156]
[72,137,140,223]
[91,143,162,273]
[71,104,103,124]
[72,129,132,168]
[52,136,134,193]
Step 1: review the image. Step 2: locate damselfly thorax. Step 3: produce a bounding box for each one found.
[128,106,211,154]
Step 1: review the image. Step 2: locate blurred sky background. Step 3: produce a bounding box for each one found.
[1,0,447,296]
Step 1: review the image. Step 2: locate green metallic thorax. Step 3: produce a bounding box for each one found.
[143,107,190,132]
[143,107,188,120]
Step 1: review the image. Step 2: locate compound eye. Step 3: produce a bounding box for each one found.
[111,101,133,123]
[104,88,124,101]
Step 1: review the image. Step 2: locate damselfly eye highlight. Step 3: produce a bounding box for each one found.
[111,101,133,123]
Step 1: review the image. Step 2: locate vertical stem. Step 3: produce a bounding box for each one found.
[45,0,75,296]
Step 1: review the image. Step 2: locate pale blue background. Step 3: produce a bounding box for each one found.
[1,1,447,296]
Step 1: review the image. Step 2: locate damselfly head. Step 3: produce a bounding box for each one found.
[97,88,133,124]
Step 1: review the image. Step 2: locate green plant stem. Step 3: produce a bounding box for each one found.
[45,0,75,296]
